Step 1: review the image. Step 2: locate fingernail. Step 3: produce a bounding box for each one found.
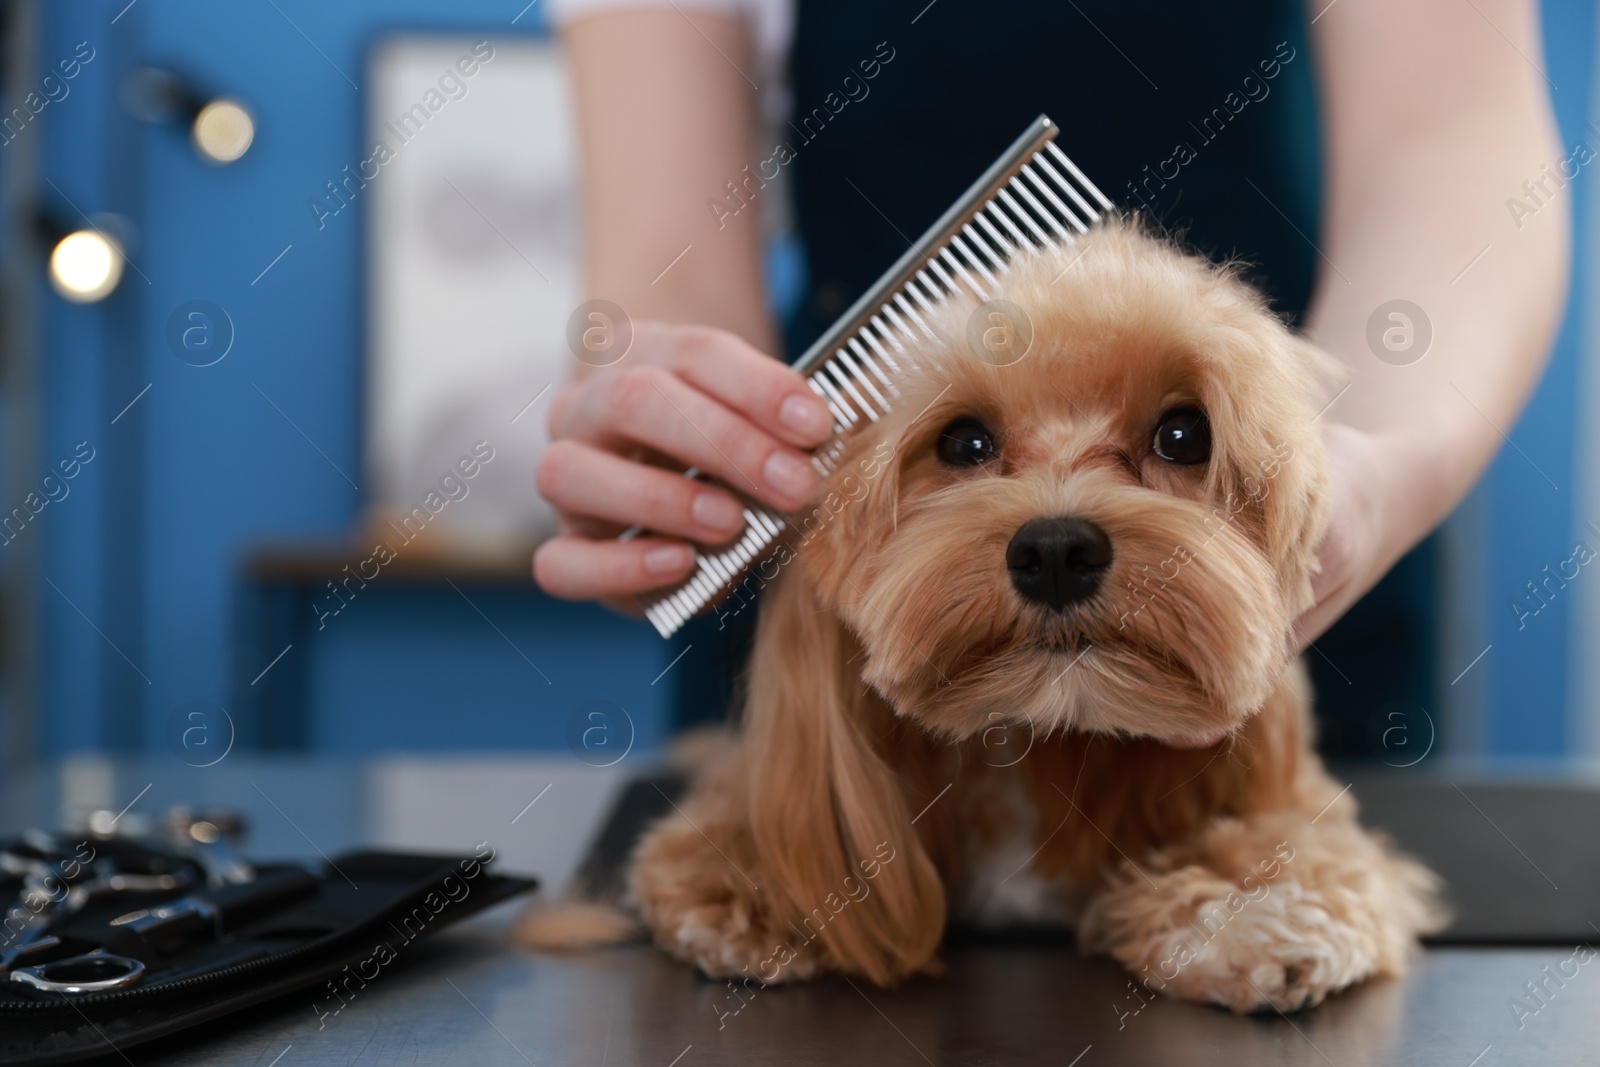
[644,544,693,575]
[779,394,831,438]
[692,492,744,531]
[763,451,816,502]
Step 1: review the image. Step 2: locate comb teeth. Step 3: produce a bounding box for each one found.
[636,115,1116,638]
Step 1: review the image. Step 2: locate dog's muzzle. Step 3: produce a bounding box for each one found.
[1006,516,1112,611]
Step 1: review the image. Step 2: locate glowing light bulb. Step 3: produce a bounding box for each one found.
[192,98,254,163]
[49,230,124,303]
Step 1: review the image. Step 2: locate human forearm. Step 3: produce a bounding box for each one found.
[563,10,776,353]
[1304,0,1568,562]
[1305,108,1568,536]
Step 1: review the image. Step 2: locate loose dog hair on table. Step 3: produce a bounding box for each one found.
[522,120,1445,1012]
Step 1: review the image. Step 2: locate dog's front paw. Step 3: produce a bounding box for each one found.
[629,811,820,983]
[1145,882,1367,1012]
[1082,865,1385,1013]
[654,887,820,983]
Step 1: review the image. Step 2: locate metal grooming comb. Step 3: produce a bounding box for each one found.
[633,114,1115,638]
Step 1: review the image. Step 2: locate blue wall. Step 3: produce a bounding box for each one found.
[1480,0,1595,755]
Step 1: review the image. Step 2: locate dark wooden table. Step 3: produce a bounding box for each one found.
[124,907,1597,1066]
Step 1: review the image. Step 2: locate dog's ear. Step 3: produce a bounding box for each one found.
[1254,336,1334,616]
[740,564,946,986]
[1200,332,1332,619]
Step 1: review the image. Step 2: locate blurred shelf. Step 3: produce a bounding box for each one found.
[245,539,539,586]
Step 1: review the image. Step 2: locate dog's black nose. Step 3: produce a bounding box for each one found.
[1006,516,1113,610]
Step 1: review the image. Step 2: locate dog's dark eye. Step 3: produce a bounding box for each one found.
[937,417,999,468]
[1153,408,1211,465]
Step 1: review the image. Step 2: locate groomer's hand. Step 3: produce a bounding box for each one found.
[534,322,834,603]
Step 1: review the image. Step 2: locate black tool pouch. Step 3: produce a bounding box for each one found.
[0,840,536,1066]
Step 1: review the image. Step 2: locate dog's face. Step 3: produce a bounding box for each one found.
[802,223,1331,746]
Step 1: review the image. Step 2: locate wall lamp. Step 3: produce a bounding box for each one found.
[37,210,129,304]
[121,66,254,164]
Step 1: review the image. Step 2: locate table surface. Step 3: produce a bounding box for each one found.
[114,904,1596,1067]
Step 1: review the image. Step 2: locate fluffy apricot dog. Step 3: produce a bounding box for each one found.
[557,222,1444,1012]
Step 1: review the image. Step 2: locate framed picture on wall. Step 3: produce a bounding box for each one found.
[365,32,578,560]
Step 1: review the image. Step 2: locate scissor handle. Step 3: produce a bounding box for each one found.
[9,949,145,995]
